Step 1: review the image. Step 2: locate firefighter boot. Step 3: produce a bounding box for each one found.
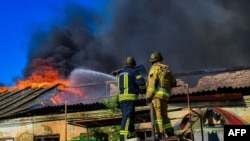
[165,128,175,137]
[128,131,137,139]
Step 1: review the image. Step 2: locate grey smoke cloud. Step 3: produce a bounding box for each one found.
[24,0,250,86]
[105,0,250,71]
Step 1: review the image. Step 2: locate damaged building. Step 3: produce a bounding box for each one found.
[0,67,250,141]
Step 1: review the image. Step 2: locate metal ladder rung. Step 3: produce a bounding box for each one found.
[160,136,180,141]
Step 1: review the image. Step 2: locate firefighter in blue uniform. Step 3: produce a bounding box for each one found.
[117,57,146,141]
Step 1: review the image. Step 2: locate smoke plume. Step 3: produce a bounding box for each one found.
[24,0,250,86]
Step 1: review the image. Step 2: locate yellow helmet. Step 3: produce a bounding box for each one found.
[124,57,136,66]
[149,51,163,62]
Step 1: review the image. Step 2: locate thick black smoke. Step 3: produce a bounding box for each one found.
[24,0,250,86]
[104,0,250,70]
[24,3,120,79]
[101,0,250,86]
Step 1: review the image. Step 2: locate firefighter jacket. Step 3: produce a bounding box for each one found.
[146,62,176,101]
[118,66,146,102]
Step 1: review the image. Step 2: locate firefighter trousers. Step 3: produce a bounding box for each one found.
[119,100,136,141]
[152,98,173,135]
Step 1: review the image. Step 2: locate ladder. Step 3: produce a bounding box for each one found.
[160,136,181,141]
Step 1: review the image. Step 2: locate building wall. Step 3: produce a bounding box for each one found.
[0,120,86,141]
[169,95,250,122]
[0,95,249,141]
[223,95,250,123]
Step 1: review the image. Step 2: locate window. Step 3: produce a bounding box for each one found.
[34,134,59,141]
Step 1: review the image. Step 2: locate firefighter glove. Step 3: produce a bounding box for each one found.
[146,98,152,104]
[111,70,120,76]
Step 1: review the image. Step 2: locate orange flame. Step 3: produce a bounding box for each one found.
[0,86,8,94]
[1,58,85,105]
[0,58,69,92]
[50,88,85,104]
[14,58,68,90]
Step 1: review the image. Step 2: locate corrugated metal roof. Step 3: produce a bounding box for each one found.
[0,69,249,120]
[0,84,60,119]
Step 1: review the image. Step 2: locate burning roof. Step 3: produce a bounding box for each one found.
[0,65,250,120]
[0,57,117,119]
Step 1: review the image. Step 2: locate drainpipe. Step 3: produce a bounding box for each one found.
[65,101,68,141]
[184,84,193,141]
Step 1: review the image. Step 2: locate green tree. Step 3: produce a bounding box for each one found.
[102,95,119,113]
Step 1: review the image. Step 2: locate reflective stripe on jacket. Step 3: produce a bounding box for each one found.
[119,93,138,101]
[146,62,176,101]
[118,66,146,102]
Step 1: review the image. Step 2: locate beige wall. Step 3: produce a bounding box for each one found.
[0,120,86,141]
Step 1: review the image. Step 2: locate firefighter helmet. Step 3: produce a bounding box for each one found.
[124,57,136,66]
[149,51,163,62]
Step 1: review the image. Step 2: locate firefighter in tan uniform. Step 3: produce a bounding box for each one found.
[146,51,176,140]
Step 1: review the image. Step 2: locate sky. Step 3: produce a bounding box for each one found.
[0,0,109,86]
[0,0,54,86]
[1,0,250,87]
